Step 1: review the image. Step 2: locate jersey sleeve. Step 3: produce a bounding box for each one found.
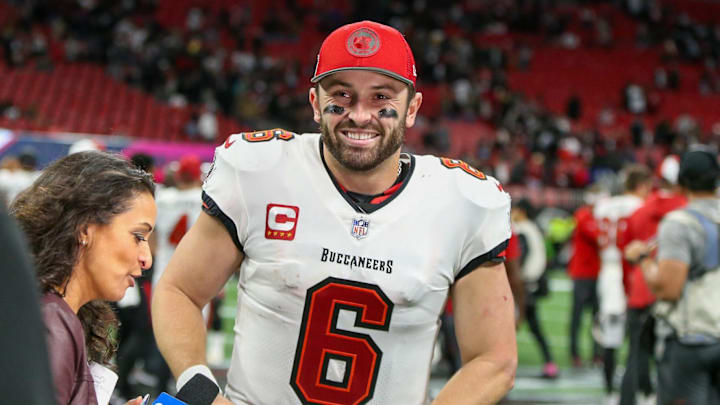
[202,134,249,252]
[455,175,512,281]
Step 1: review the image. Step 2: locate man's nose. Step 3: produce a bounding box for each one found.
[347,101,373,126]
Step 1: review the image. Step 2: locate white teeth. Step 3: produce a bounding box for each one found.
[345,132,375,140]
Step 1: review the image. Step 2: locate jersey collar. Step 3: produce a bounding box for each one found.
[318,138,415,214]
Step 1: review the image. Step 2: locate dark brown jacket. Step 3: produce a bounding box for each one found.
[41,292,98,405]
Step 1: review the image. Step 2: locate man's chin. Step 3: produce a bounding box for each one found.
[337,153,380,172]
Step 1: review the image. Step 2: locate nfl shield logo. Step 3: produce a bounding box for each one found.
[351,218,370,239]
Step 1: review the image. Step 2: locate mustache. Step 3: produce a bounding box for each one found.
[334,120,384,133]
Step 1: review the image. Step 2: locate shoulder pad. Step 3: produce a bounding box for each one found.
[216,129,298,172]
[435,157,511,210]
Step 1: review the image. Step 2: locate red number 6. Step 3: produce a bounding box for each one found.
[290,277,393,405]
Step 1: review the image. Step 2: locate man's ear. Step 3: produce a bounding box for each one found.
[405,91,423,128]
[309,87,321,124]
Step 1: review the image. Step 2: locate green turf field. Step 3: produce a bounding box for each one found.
[518,269,603,367]
[510,269,613,403]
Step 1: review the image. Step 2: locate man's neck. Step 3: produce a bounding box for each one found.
[627,190,647,199]
[323,147,401,195]
[688,191,717,201]
[176,181,200,190]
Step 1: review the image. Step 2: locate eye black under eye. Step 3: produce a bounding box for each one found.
[324,105,345,115]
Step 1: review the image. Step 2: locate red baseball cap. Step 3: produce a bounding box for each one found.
[178,155,202,182]
[311,21,417,88]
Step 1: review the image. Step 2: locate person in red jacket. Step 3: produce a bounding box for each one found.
[618,156,687,405]
[568,185,606,367]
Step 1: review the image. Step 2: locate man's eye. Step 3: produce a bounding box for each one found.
[134,233,147,242]
[376,94,388,100]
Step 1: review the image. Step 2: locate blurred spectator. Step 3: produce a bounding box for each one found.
[421,117,450,154]
[566,94,582,121]
[513,199,557,379]
[0,147,41,207]
[628,147,720,405]
[619,155,687,405]
[623,84,647,115]
[197,110,218,142]
[568,184,606,368]
[593,164,652,401]
[68,138,106,155]
[130,153,155,175]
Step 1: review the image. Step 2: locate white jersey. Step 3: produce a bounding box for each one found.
[203,131,511,405]
[593,194,643,315]
[153,186,203,287]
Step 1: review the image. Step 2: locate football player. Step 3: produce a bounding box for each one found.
[153,21,516,405]
[619,156,686,404]
[152,155,204,288]
[593,164,652,400]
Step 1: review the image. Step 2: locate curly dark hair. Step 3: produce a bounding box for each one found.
[10,151,155,365]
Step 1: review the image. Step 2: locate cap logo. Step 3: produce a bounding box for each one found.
[346,27,380,57]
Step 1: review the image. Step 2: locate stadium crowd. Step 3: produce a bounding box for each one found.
[2,1,720,405]
[1,0,720,189]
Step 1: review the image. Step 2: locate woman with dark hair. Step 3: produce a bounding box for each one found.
[11,151,157,405]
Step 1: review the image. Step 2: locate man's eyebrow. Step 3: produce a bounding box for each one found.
[137,222,154,232]
[321,78,353,90]
[321,79,402,93]
[370,84,402,93]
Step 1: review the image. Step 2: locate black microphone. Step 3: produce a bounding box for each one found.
[175,374,220,405]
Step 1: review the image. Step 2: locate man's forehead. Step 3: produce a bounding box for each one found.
[318,71,407,92]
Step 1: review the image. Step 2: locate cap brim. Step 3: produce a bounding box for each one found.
[311,67,414,87]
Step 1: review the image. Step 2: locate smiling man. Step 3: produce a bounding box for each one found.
[152,21,517,405]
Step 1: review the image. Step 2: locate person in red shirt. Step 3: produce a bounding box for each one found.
[568,185,606,367]
[619,156,687,405]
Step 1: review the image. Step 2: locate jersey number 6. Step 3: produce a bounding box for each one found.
[290,277,394,405]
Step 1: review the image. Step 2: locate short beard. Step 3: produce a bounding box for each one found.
[320,115,406,172]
